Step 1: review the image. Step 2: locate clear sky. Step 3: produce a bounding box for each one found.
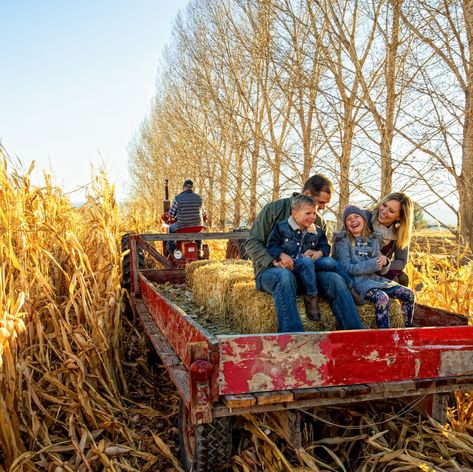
[0,1,189,202]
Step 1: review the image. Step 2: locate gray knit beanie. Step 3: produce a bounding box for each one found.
[342,205,368,225]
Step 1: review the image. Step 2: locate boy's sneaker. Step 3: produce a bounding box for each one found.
[304,295,320,321]
[350,287,364,305]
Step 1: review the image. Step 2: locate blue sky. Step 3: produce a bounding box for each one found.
[0,1,189,201]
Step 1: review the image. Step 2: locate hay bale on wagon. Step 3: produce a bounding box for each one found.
[187,260,405,333]
[226,282,332,333]
[186,260,253,323]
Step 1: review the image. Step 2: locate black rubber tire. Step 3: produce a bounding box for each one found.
[121,233,145,290]
[225,227,249,260]
[178,399,232,472]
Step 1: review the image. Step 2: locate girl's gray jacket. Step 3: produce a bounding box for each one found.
[332,230,398,301]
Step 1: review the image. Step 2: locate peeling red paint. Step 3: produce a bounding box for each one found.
[134,261,473,401]
[139,274,218,368]
[218,327,473,395]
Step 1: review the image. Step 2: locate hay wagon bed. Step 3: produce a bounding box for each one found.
[125,232,473,472]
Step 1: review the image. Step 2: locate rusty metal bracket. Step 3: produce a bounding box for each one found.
[189,342,213,425]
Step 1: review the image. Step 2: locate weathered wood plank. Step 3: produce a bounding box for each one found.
[139,274,218,369]
[142,269,186,285]
[141,231,249,242]
[369,380,416,394]
[292,388,323,401]
[134,300,190,403]
[213,379,473,418]
[431,393,449,423]
[224,394,257,409]
[343,384,372,397]
[414,303,468,327]
[136,236,174,268]
[255,390,294,405]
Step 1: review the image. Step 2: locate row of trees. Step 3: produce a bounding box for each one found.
[129,0,473,248]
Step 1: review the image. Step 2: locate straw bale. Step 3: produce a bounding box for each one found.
[186,260,251,323]
[189,260,407,333]
[224,281,336,333]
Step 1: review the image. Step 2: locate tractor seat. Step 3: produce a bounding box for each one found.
[173,225,206,234]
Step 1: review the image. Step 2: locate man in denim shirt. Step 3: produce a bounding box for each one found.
[246,174,363,333]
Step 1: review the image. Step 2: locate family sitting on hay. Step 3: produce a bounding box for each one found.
[246,174,415,332]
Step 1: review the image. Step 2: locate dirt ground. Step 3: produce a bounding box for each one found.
[122,318,181,471]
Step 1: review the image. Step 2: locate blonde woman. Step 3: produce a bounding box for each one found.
[366,192,414,286]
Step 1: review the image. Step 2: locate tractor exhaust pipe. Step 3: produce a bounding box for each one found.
[163,178,170,213]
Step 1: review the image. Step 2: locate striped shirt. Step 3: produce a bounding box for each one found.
[168,189,204,229]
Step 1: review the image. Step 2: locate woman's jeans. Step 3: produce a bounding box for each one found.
[256,267,363,333]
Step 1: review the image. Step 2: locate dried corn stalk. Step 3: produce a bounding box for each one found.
[0,158,167,470]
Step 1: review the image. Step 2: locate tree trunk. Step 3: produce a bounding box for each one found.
[338,120,354,221]
[271,149,281,201]
[380,137,393,196]
[381,0,401,195]
[249,139,260,224]
[460,0,473,249]
[233,147,244,227]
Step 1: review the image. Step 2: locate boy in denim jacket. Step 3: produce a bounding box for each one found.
[266,195,358,321]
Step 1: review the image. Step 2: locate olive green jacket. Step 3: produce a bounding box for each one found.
[245,196,327,277]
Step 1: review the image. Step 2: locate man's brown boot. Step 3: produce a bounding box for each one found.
[304,295,320,321]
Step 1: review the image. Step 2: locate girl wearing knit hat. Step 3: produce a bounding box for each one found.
[332,205,415,328]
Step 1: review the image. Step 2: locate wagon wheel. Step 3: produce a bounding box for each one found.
[121,233,145,290]
[178,399,232,472]
[225,240,241,259]
[225,239,249,260]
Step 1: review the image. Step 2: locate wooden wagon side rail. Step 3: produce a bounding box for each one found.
[140,231,249,241]
[217,326,473,395]
[136,235,174,269]
[414,303,469,326]
[214,375,473,418]
[139,274,219,369]
[134,275,224,422]
[132,297,190,404]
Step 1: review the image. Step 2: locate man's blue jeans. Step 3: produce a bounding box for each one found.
[256,268,304,332]
[167,223,178,254]
[256,268,363,333]
[313,256,353,289]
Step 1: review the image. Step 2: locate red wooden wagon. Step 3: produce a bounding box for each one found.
[124,231,473,472]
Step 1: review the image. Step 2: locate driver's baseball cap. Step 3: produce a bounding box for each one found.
[183,179,193,188]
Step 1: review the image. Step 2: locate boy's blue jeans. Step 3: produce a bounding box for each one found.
[256,264,363,333]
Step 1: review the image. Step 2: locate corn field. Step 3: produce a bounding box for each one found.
[1,158,473,471]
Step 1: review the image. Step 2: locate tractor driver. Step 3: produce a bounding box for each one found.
[165,179,206,256]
